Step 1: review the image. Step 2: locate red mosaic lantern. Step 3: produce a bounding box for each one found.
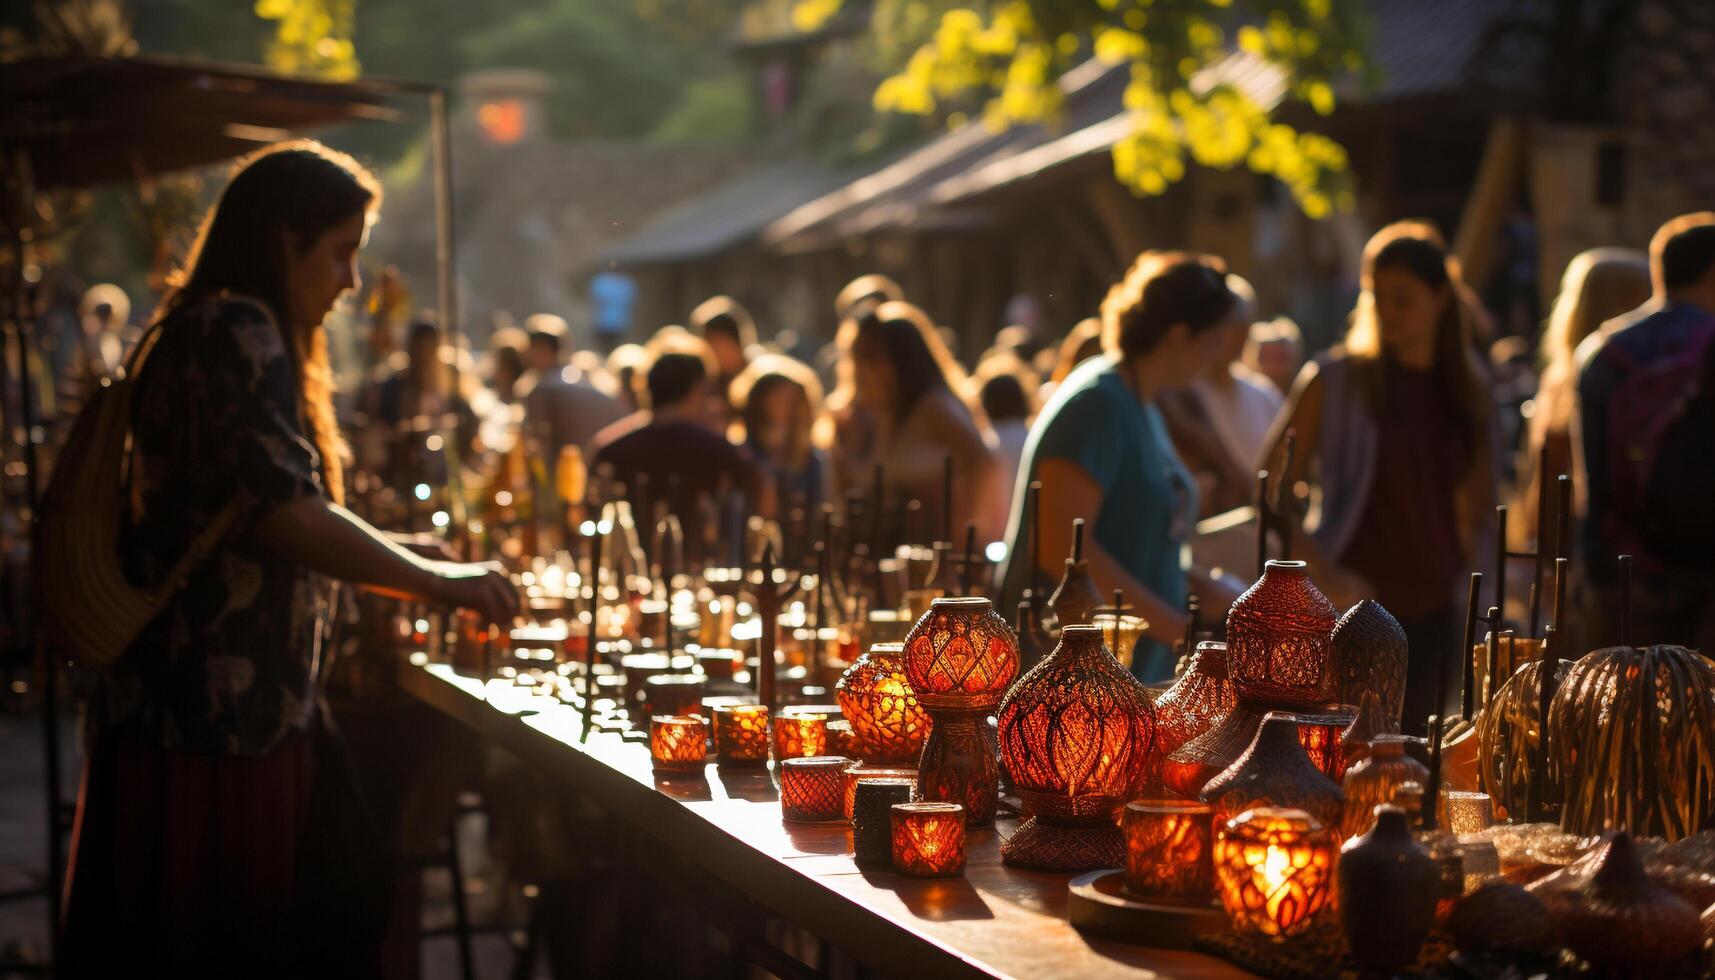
[1122,800,1216,902]
[650,714,707,772]
[891,802,967,877]
[835,641,931,764]
[996,624,1156,870]
[1275,707,1358,783]
[772,710,829,760]
[1213,807,1336,939]
[903,597,1019,826]
[780,756,850,822]
[1226,561,1337,708]
[1152,641,1239,781]
[713,704,770,765]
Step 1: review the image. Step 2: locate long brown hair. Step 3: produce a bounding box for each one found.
[1344,220,1489,444]
[729,353,823,470]
[157,140,380,504]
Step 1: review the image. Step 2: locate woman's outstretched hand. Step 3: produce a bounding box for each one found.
[430,561,521,626]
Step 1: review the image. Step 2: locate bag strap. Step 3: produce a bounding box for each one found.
[155,497,246,595]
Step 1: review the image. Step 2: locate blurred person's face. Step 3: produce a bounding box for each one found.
[708,332,745,376]
[282,212,364,332]
[528,338,558,374]
[1372,265,1447,360]
[851,348,896,411]
[753,383,802,452]
[1255,338,1298,391]
[409,333,440,375]
[1150,321,1229,391]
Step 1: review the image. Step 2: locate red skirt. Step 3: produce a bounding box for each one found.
[59,733,314,978]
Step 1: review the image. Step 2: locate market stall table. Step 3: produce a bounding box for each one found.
[396,658,1252,979]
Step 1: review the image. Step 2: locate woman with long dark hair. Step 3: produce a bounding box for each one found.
[827,300,1004,546]
[60,141,518,977]
[1263,220,1498,734]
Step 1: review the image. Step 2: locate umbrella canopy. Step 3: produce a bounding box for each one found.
[0,54,403,190]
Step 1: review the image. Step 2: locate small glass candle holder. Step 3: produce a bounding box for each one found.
[1212,806,1336,940]
[714,704,770,765]
[643,674,705,718]
[1092,612,1148,673]
[1121,800,1216,902]
[650,715,708,772]
[1439,790,1495,835]
[852,778,915,868]
[780,756,851,822]
[773,711,829,760]
[826,719,857,758]
[845,763,920,821]
[891,802,967,877]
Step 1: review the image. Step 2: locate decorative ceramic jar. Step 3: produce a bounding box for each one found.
[835,642,930,764]
[1213,807,1336,939]
[1549,832,1701,973]
[780,756,852,823]
[1199,714,1342,832]
[1151,641,1238,784]
[1225,560,1336,708]
[996,624,1157,870]
[1329,599,1409,726]
[903,597,1019,826]
[1161,701,1267,801]
[1338,805,1441,972]
[1340,734,1429,839]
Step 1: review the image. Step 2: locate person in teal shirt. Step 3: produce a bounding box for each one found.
[1000,252,1248,680]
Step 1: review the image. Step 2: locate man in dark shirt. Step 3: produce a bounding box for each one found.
[1576,212,1715,651]
[591,330,764,560]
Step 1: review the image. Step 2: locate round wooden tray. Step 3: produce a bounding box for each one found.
[1067,869,1229,948]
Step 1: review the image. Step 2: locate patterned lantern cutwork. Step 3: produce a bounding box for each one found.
[1438,790,1494,835]
[1122,800,1216,902]
[1213,807,1336,939]
[714,704,770,765]
[1153,642,1238,780]
[1200,714,1343,833]
[780,756,850,822]
[997,625,1157,870]
[891,802,967,877]
[1475,658,1568,821]
[1548,644,1715,840]
[773,710,828,760]
[1226,561,1337,708]
[1340,735,1429,839]
[836,642,931,764]
[844,763,919,821]
[1275,707,1358,783]
[903,597,1019,827]
[1162,701,1267,801]
[650,714,707,772]
[1330,600,1408,727]
[902,597,1019,710]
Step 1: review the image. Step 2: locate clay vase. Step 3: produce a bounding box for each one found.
[996,625,1157,870]
[1198,714,1343,831]
[1330,599,1409,727]
[1048,556,1103,628]
[836,642,932,764]
[1338,805,1441,973]
[1150,641,1238,785]
[1226,560,1336,708]
[1340,734,1429,840]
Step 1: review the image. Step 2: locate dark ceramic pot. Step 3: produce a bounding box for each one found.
[1338,805,1440,974]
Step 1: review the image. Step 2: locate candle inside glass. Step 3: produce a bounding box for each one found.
[713,704,770,764]
[1091,612,1148,672]
[845,763,920,821]
[773,711,829,760]
[1121,800,1215,902]
[650,715,707,772]
[1439,790,1495,835]
[1212,806,1335,939]
[779,756,850,823]
[891,802,967,877]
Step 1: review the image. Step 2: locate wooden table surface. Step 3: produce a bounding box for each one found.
[397,660,1252,980]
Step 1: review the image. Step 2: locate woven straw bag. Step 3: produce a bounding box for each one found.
[37,322,240,668]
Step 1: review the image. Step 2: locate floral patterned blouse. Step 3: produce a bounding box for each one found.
[106,297,337,756]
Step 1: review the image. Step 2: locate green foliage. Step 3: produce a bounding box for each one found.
[797,0,1370,216]
[253,0,359,79]
[651,71,756,143]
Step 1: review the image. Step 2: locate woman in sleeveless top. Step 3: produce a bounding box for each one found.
[1263,221,1498,735]
[61,142,519,977]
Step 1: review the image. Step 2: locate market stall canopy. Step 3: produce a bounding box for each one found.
[0,54,403,191]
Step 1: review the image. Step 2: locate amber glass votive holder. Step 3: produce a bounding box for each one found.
[1121,800,1216,902]
[1439,790,1495,835]
[845,763,920,821]
[891,802,966,877]
[1212,806,1335,940]
[852,778,915,868]
[780,756,851,823]
[650,715,708,772]
[714,704,770,765]
[773,710,829,760]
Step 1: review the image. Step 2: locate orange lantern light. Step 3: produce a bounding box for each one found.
[780,756,850,822]
[1227,561,1337,708]
[1213,807,1336,939]
[773,710,828,760]
[713,704,770,765]
[826,719,857,758]
[844,762,919,821]
[891,802,967,877]
[996,624,1156,870]
[1275,707,1358,782]
[836,642,931,764]
[650,714,708,772]
[1122,800,1216,902]
[903,597,1019,827]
